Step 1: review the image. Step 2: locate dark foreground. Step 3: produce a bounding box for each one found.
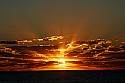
[0,71,125,83]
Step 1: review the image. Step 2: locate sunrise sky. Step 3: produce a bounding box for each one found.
[0,0,125,40]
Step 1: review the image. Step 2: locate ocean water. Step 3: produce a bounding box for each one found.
[0,71,125,83]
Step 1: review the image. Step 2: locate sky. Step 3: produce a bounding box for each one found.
[0,0,125,40]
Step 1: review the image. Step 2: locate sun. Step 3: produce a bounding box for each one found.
[58,59,65,64]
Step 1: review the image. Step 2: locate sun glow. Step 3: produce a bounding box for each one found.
[58,59,65,64]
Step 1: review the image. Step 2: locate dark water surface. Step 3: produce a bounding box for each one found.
[0,71,125,83]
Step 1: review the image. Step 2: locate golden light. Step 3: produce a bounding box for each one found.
[58,59,65,64]
[59,49,66,53]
